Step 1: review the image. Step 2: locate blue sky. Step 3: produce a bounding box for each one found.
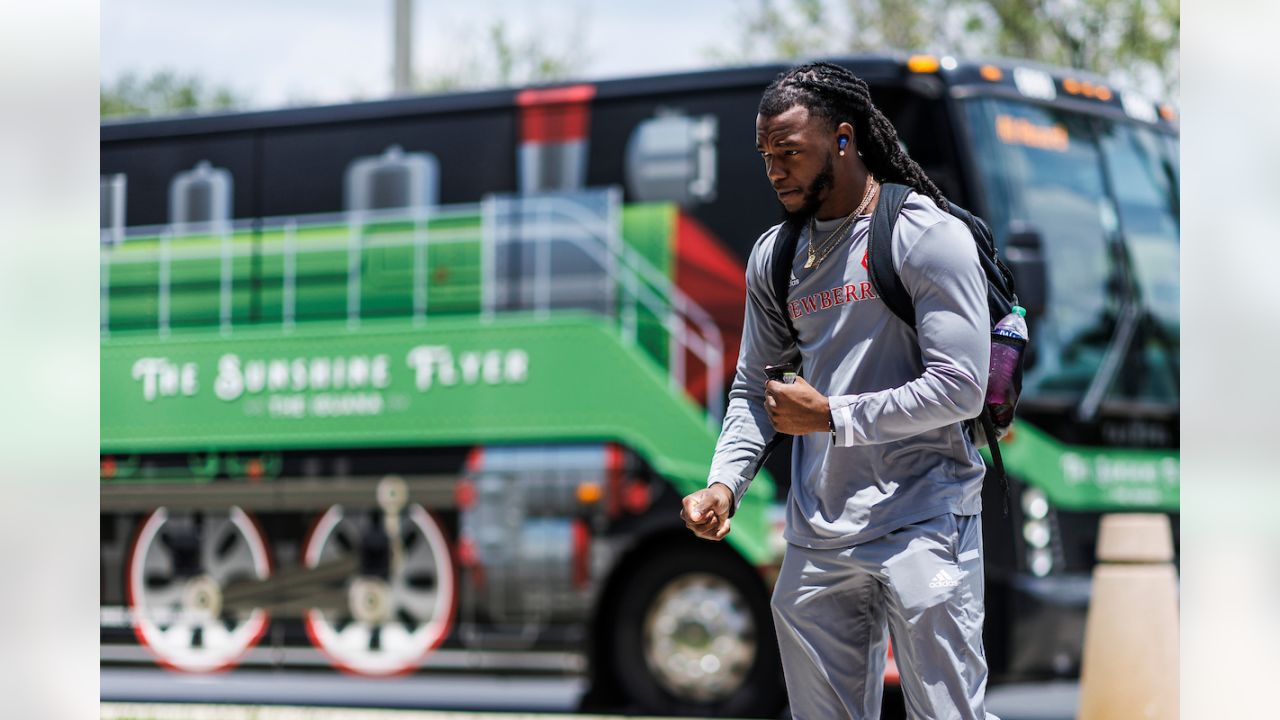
[102,0,748,108]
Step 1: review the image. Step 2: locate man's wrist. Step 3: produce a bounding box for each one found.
[709,481,737,517]
[827,395,853,447]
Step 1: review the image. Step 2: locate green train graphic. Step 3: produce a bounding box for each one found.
[101,55,1179,716]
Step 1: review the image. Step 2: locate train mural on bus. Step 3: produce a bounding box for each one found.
[101,54,1179,716]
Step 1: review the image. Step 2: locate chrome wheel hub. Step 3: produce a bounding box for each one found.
[642,572,756,702]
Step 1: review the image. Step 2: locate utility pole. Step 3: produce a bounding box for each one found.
[393,0,413,95]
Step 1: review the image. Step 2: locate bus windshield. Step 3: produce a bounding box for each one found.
[961,96,1179,407]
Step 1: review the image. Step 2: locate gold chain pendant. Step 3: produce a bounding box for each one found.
[805,176,879,271]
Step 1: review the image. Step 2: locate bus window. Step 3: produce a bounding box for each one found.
[963,96,1179,405]
[1097,123,1179,331]
[1095,121,1180,402]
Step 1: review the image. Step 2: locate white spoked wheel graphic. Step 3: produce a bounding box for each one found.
[126,506,272,672]
[302,504,456,676]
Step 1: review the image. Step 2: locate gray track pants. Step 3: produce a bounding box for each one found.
[771,513,998,720]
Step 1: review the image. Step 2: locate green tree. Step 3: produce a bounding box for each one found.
[708,0,1178,101]
[101,70,245,119]
[978,0,1178,98]
[707,0,981,62]
[842,0,977,54]
[702,0,832,61]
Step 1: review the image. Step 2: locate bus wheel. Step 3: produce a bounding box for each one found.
[125,506,271,672]
[609,543,784,717]
[302,504,456,676]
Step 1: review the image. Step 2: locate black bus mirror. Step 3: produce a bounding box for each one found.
[1005,223,1047,321]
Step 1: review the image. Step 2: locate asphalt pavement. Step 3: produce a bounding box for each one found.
[101,667,1078,719]
[101,667,586,713]
[100,705,685,720]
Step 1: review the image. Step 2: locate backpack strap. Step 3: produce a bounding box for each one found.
[946,201,1017,324]
[866,183,915,328]
[979,409,1011,517]
[867,183,1012,517]
[770,216,805,346]
[734,217,807,497]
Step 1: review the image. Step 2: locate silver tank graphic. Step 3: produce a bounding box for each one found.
[343,145,440,213]
[168,160,233,232]
[625,110,718,206]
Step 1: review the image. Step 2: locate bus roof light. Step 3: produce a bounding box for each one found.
[1121,91,1159,123]
[980,65,1003,82]
[1013,67,1057,101]
[907,55,940,73]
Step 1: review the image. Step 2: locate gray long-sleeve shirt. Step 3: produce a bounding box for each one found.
[708,191,991,549]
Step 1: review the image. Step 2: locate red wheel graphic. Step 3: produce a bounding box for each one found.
[302,504,456,676]
[125,507,271,672]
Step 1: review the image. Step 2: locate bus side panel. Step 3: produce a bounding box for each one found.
[257,111,518,214]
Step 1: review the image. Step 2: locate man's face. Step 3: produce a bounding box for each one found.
[755,104,837,219]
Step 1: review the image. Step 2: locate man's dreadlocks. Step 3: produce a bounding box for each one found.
[760,61,948,209]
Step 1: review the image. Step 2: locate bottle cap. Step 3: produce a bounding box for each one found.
[1013,305,1026,317]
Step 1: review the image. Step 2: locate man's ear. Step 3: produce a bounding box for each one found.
[836,121,856,155]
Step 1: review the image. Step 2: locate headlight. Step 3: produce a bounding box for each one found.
[1021,487,1049,519]
[1029,548,1053,577]
[1023,518,1051,548]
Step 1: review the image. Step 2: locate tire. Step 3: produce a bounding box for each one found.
[608,541,785,717]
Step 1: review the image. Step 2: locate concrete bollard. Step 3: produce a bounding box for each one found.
[1077,513,1179,720]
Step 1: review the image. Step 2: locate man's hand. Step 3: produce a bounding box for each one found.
[681,483,734,541]
[765,376,832,434]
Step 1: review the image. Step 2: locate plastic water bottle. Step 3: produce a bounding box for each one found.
[985,305,1028,428]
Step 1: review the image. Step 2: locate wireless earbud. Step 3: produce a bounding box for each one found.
[838,137,848,151]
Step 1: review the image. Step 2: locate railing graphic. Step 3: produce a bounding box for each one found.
[101,188,725,426]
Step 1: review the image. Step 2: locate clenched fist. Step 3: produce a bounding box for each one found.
[681,483,735,541]
[765,376,832,435]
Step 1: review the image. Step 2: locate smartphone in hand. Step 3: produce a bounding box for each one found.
[764,363,797,384]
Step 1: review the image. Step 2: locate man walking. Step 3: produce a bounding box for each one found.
[681,62,997,719]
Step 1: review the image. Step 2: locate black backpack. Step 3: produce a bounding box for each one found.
[768,182,1022,513]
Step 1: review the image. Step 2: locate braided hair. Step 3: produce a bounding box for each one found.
[759,61,948,209]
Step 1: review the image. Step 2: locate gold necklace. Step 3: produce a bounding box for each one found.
[804,176,879,269]
[804,211,857,270]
